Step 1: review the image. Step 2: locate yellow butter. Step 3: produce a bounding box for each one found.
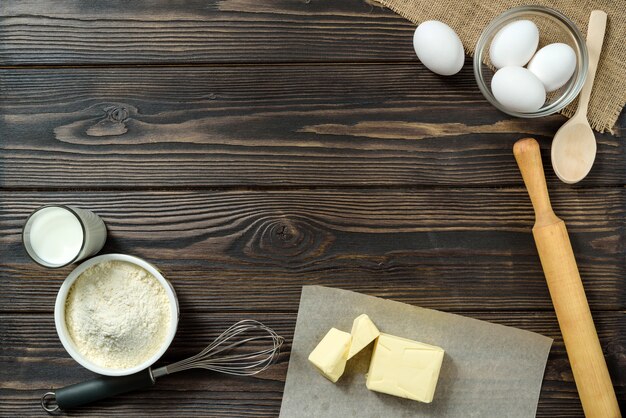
[366,333,444,403]
[347,314,380,359]
[308,328,351,383]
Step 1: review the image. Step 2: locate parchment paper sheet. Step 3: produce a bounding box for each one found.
[280,286,553,418]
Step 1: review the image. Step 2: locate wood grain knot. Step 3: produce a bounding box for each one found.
[242,216,334,263]
[54,102,141,144]
[86,105,130,137]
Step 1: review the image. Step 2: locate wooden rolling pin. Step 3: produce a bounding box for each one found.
[513,138,621,418]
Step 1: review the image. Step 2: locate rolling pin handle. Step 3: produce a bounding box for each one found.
[513,138,560,227]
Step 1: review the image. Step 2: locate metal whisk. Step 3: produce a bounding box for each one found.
[42,320,284,414]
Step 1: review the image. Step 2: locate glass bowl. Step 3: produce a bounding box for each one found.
[474,5,588,118]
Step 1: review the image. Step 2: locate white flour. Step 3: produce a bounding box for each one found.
[65,260,171,369]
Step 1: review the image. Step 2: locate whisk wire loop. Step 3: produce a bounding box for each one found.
[164,320,284,377]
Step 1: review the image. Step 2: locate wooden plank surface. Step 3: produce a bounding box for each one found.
[1,65,624,188]
[1,311,624,417]
[1,190,624,313]
[1,0,624,417]
[0,0,413,65]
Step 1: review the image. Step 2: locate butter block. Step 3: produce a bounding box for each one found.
[308,328,352,383]
[348,314,380,359]
[366,333,444,403]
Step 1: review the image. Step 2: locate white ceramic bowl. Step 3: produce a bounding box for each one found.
[55,254,179,376]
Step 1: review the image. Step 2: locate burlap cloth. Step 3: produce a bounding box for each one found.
[374,0,625,133]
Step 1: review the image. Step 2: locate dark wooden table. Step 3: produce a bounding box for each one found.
[1,1,624,416]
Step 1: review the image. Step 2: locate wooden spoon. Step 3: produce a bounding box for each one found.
[551,10,607,184]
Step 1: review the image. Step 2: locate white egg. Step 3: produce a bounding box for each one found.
[491,66,546,113]
[489,20,539,68]
[413,21,464,76]
[527,43,577,92]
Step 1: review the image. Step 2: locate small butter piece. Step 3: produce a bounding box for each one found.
[308,328,351,383]
[366,333,444,403]
[348,314,380,359]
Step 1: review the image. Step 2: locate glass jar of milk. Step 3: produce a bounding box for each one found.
[22,205,107,268]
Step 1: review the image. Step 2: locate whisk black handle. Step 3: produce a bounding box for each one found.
[44,369,155,412]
